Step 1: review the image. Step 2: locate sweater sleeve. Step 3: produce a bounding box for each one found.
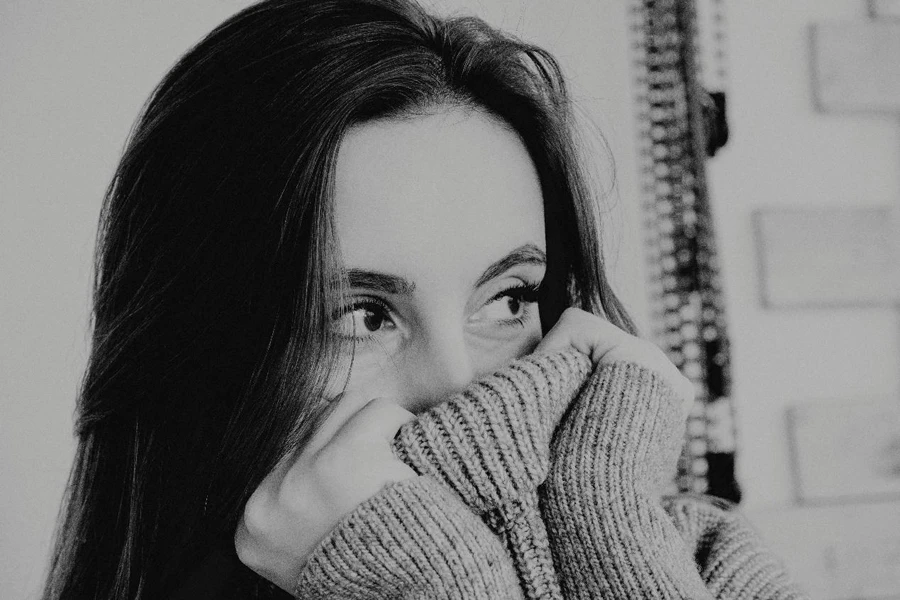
[392,350,592,514]
[664,496,809,600]
[543,361,715,599]
[543,361,808,600]
[294,475,523,600]
[391,350,591,599]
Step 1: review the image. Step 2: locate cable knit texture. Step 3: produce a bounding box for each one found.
[294,351,808,599]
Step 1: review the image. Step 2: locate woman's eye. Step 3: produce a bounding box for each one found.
[471,283,540,326]
[335,300,396,339]
[480,295,526,320]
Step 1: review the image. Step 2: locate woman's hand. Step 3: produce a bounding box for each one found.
[234,394,416,593]
[534,307,695,417]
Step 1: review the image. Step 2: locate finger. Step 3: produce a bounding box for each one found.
[560,311,630,364]
[234,515,257,568]
[301,390,374,457]
[257,390,378,488]
[537,307,630,363]
[331,397,416,446]
[544,309,693,397]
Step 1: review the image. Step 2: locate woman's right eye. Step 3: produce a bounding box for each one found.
[334,299,397,341]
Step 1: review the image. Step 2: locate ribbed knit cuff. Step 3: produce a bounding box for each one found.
[392,350,592,514]
[544,361,712,599]
[295,476,522,600]
[554,361,686,494]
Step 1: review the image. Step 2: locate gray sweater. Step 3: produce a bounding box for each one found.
[294,351,808,599]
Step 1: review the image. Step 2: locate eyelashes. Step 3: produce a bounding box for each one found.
[333,296,394,342]
[333,279,543,344]
[487,281,540,305]
[481,281,541,328]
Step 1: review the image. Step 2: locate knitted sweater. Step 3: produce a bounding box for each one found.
[294,351,807,599]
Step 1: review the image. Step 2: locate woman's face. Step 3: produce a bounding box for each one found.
[331,107,546,414]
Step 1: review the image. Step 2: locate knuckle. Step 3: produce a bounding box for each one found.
[639,338,665,356]
[360,397,413,426]
[363,396,393,413]
[241,490,274,541]
[644,341,674,368]
[234,521,261,568]
[234,542,256,570]
[352,397,394,425]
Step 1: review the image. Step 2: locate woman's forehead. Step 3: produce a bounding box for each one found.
[332,108,545,286]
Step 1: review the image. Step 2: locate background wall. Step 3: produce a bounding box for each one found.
[708,2,900,597]
[714,0,900,509]
[2,1,898,599]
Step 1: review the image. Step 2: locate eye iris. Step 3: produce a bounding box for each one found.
[507,296,522,316]
[362,309,384,332]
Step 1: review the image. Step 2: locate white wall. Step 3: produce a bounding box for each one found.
[712,0,900,508]
[707,1,900,597]
[0,2,644,598]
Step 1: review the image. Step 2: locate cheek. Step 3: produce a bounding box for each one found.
[335,349,405,401]
[467,321,543,374]
[324,317,543,405]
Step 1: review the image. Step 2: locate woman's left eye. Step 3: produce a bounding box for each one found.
[471,283,540,326]
[333,298,397,341]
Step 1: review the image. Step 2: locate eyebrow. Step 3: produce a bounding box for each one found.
[473,243,546,289]
[343,243,546,296]
[345,270,416,295]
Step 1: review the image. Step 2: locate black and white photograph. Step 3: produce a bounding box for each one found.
[2,1,899,598]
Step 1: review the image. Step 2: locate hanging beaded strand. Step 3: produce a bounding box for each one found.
[692,0,741,502]
[629,0,740,502]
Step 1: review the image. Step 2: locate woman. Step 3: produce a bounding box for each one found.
[44,0,806,598]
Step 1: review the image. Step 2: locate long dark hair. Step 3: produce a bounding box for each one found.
[45,0,634,598]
